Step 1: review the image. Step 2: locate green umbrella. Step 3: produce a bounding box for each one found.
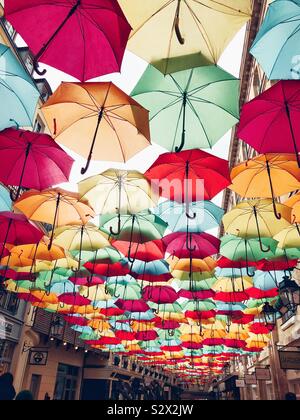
[181,300,216,312]
[108,283,142,300]
[173,278,217,291]
[100,212,168,244]
[131,64,239,152]
[220,235,278,270]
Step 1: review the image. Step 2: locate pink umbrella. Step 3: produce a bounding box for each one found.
[0,129,74,200]
[135,330,158,341]
[0,212,43,249]
[59,293,91,306]
[142,286,178,304]
[5,0,131,81]
[178,290,215,300]
[154,320,180,330]
[163,232,220,259]
[115,299,150,313]
[238,81,300,166]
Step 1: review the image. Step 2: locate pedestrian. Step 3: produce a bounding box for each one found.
[44,392,51,400]
[0,373,16,401]
[15,390,34,401]
[285,392,297,400]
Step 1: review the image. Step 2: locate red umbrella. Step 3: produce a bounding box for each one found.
[145,149,230,218]
[238,81,300,166]
[256,258,297,271]
[217,257,258,269]
[5,0,131,81]
[84,261,129,277]
[100,307,124,317]
[224,339,246,349]
[163,232,220,259]
[214,291,250,303]
[115,330,136,341]
[0,129,74,200]
[245,287,278,299]
[115,299,150,313]
[154,320,180,330]
[185,310,216,320]
[69,275,105,287]
[249,322,274,335]
[178,290,215,300]
[231,314,254,325]
[182,342,203,350]
[161,346,183,352]
[142,286,178,304]
[112,239,165,262]
[0,212,43,248]
[63,315,88,326]
[59,293,91,306]
[131,272,172,283]
[135,330,158,341]
[202,339,225,346]
[86,337,121,346]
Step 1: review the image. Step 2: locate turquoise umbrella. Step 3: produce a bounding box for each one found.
[253,271,285,291]
[216,267,256,277]
[0,185,12,212]
[152,200,224,233]
[131,64,239,152]
[251,0,300,80]
[0,43,39,130]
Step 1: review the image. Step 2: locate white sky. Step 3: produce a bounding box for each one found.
[17,26,246,209]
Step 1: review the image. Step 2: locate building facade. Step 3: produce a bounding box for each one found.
[221,0,300,400]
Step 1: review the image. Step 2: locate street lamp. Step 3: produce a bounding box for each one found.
[50,315,64,341]
[261,302,277,328]
[278,277,300,313]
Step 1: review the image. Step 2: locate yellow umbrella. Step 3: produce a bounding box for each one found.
[9,242,67,262]
[167,256,216,272]
[79,285,111,301]
[78,169,159,216]
[274,225,300,249]
[118,0,252,73]
[222,199,291,241]
[212,277,253,293]
[87,319,111,332]
[42,82,151,174]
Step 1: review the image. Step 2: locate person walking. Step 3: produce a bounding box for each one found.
[15,390,34,401]
[285,392,297,400]
[0,373,16,401]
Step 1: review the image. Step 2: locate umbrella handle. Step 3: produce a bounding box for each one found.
[266,160,281,220]
[175,1,185,45]
[253,206,271,254]
[186,232,196,252]
[82,287,90,299]
[33,59,47,76]
[168,329,175,337]
[110,213,122,236]
[244,240,255,278]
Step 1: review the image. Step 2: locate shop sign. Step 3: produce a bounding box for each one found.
[279,351,300,370]
[245,374,257,385]
[255,367,271,381]
[29,349,48,366]
[235,379,246,388]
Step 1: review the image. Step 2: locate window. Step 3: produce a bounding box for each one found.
[54,364,79,401]
[30,375,41,400]
[0,291,19,315]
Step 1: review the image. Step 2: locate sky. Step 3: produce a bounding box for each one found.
[17,25,246,210]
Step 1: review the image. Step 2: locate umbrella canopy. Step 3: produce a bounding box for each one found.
[0,43,39,130]
[112,239,165,262]
[131,64,239,152]
[42,82,151,174]
[274,225,300,249]
[145,149,231,204]
[153,200,224,233]
[142,286,178,304]
[163,232,220,259]
[284,193,300,223]
[118,0,251,73]
[0,129,74,199]
[250,0,300,80]
[0,212,44,248]
[78,169,159,216]
[230,154,300,219]
[5,0,131,81]
[0,186,12,212]
[238,81,300,167]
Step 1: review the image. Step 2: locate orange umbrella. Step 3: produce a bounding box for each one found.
[10,242,67,262]
[42,82,151,174]
[14,188,95,249]
[284,193,300,224]
[230,154,300,219]
[167,256,217,272]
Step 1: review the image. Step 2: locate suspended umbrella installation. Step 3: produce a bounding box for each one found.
[1,0,299,387]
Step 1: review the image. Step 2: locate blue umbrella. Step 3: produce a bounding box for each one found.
[251,0,300,80]
[129,259,170,275]
[0,43,39,130]
[152,200,224,232]
[0,185,12,211]
[215,267,256,278]
[253,270,285,291]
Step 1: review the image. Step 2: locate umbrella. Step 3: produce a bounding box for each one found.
[222,199,291,252]
[142,286,178,304]
[220,235,278,274]
[285,193,300,225]
[42,82,151,174]
[14,188,95,249]
[230,154,300,219]
[238,81,300,167]
[0,129,74,200]
[250,0,300,80]
[53,223,110,271]
[118,0,251,73]
[145,149,230,218]
[153,200,223,233]
[163,232,220,259]
[129,259,171,282]
[0,43,39,130]
[112,239,165,262]
[0,186,12,212]
[274,225,300,249]
[131,64,239,151]
[100,214,168,259]
[5,0,131,81]
[0,212,43,250]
